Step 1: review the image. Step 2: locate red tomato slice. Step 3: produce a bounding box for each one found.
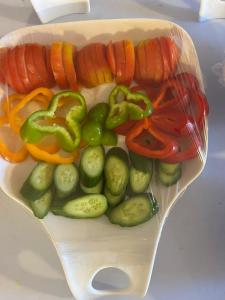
[145,39,163,83]
[135,41,147,82]
[95,43,112,84]
[106,41,116,75]
[15,45,32,92]
[83,45,99,87]
[76,46,98,88]
[2,48,14,89]
[25,44,43,89]
[50,42,69,88]
[62,42,78,91]
[165,37,180,75]
[8,48,26,93]
[0,48,6,83]
[76,49,87,87]
[159,37,171,80]
[45,46,55,86]
[123,40,135,85]
[134,46,141,83]
[89,43,105,86]
[114,41,126,84]
[32,44,52,87]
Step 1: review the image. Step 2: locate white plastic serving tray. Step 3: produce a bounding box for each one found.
[0,19,208,300]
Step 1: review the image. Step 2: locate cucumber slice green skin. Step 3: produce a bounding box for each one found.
[51,194,108,219]
[29,189,53,219]
[104,147,129,196]
[80,146,105,188]
[20,162,55,201]
[129,166,151,193]
[108,193,159,227]
[158,168,181,186]
[104,186,125,207]
[129,151,153,173]
[80,178,103,194]
[54,164,79,199]
[158,161,181,175]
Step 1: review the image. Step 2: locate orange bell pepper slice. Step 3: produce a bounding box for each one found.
[26,143,79,164]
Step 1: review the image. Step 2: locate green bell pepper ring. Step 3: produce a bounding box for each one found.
[105,102,128,130]
[20,91,87,152]
[106,85,152,129]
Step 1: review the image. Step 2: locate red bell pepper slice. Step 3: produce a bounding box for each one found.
[162,130,204,163]
[114,119,136,136]
[153,78,189,111]
[125,118,178,159]
[151,109,195,137]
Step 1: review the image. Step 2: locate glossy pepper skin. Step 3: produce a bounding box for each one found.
[125,118,178,159]
[105,85,152,129]
[20,91,87,152]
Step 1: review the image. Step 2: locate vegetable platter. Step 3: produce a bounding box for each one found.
[0,19,208,300]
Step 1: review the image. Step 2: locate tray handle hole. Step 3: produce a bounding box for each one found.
[92,267,130,291]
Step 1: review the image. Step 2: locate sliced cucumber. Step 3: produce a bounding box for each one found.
[129,166,151,193]
[80,146,105,187]
[158,168,181,186]
[104,186,125,207]
[29,189,53,219]
[20,162,55,201]
[108,193,159,227]
[80,178,103,194]
[54,164,79,199]
[158,161,181,175]
[129,151,153,173]
[52,194,108,218]
[104,147,129,196]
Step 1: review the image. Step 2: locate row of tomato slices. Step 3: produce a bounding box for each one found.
[0,36,179,93]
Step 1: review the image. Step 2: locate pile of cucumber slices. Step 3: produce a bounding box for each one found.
[20,146,181,227]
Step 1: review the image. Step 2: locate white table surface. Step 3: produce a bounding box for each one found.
[0,0,225,299]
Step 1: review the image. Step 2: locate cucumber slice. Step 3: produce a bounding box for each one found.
[52,194,108,218]
[104,147,129,196]
[104,186,125,207]
[158,167,181,186]
[108,193,159,227]
[129,166,151,193]
[80,178,103,194]
[29,189,52,219]
[20,162,55,201]
[54,164,79,199]
[80,146,105,187]
[129,151,153,173]
[158,161,181,175]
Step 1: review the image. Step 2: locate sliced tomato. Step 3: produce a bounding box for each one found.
[45,46,55,86]
[123,40,135,85]
[159,37,171,80]
[15,45,32,92]
[76,49,87,87]
[136,41,147,82]
[95,43,112,84]
[83,45,98,87]
[145,39,163,83]
[62,42,78,90]
[0,48,6,83]
[50,42,69,88]
[7,48,27,93]
[114,41,126,84]
[91,43,105,86]
[134,46,141,83]
[106,41,116,75]
[165,37,180,75]
[25,44,43,89]
[2,48,14,89]
[31,44,50,87]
